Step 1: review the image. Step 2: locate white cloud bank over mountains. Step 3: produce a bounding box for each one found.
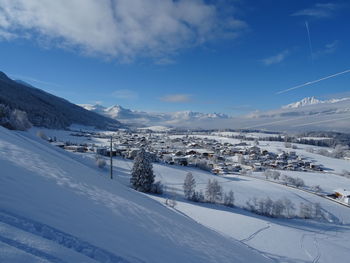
[0,0,247,62]
[80,95,350,132]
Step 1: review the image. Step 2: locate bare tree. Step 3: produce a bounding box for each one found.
[205,179,223,203]
[183,172,196,200]
[223,190,235,207]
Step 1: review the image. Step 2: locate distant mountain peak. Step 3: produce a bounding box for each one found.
[282,96,350,109]
[282,97,321,109]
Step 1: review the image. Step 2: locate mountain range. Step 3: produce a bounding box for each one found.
[1,69,349,133]
[79,103,229,127]
[81,96,350,132]
[282,96,350,109]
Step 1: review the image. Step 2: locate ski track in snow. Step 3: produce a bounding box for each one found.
[0,235,65,263]
[0,210,130,263]
[312,234,321,263]
[240,223,271,243]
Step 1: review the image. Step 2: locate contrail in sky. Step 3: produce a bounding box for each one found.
[305,21,314,62]
[276,69,350,94]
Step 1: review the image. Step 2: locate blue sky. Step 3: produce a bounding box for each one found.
[0,0,349,115]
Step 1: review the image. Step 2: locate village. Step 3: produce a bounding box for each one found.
[50,129,324,175]
[40,128,350,208]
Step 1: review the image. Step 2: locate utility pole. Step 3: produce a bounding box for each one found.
[110,136,113,179]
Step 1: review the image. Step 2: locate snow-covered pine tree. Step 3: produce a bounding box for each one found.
[183,172,196,200]
[130,148,155,192]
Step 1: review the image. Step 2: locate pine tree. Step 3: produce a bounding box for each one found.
[130,148,155,192]
[183,172,196,200]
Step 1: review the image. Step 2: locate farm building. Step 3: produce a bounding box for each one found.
[334,189,350,205]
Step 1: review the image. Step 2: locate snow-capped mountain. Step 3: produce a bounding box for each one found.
[80,104,229,127]
[282,96,350,109]
[80,97,350,132]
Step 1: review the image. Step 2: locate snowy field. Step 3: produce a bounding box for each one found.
[109,158,350,263]
[2,127,350,262]
[0,127,271,263]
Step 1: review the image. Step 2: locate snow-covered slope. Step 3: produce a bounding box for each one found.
[0,127,270,263]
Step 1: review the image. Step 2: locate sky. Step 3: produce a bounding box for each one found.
[0,0,349,115]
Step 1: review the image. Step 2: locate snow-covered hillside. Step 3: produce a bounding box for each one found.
[0,127,271,263]
[0,72,121,130]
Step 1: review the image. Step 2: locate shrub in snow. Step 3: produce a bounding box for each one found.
[271,171,280,180]
[96,158,107,169]
[151,181,164,194]
[312,202,324,219]
[245,197,295,218]
[0,104,32,131]
[223,190,235,207]
[196,160,211,172]
[241,168,252,176]
[264,170,280,180]
[281,175,305,188]
[165,192,177,208]
[271,199,285,217]
[299,202,313,219]
[282,197,295,218]
[294,177,305,188]
[130,148,155,193]
[9,109,32,131]
[312,185,323,193]
[332,145,349,159]
[205,179,223,204]
[191,190,205,203]
[183,172,196,200]
[36,130,49,141]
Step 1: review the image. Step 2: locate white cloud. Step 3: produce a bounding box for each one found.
[160,94,192,103]
[291,3,339,19]
[112,89,138,100]
[262,50,290,66]
[0,0,246,62]
[314,40,339,58]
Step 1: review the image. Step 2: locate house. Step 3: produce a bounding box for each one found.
[334,189,350,204]
[95,147,107,156]
[52,142,65,148]
[173,156,189,166]
[64,145,86,153]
